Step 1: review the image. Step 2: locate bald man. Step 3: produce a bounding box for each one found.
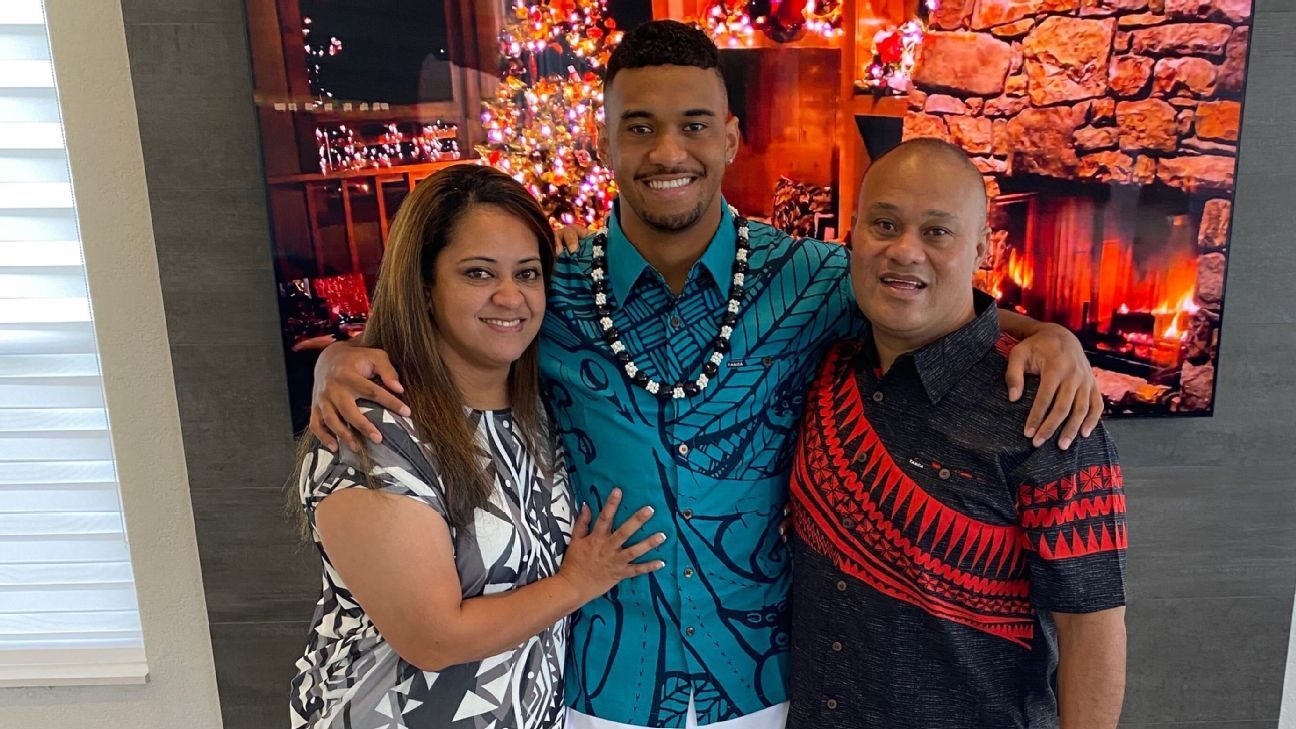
[786,139,1128,729]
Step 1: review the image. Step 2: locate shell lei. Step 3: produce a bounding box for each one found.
[589,205,751,400]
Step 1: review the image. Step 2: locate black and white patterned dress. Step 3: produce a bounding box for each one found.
[290,404,574,729]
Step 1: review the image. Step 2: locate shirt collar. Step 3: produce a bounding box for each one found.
[868,290,1002,404]
[605,199,738,304]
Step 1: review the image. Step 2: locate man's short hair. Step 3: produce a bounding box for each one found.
[604,20,724,95]
[871,137,988,213]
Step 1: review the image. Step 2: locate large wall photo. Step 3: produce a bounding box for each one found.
[243,0,1254,429]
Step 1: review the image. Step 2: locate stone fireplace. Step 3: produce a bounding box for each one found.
[903,0,1251,414]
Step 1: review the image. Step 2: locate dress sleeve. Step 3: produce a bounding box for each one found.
[297,404,450,527]
[1010,422,1127,614]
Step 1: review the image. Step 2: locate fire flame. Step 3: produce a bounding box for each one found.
[1006,249,1033,289]
[981,248,1033,301]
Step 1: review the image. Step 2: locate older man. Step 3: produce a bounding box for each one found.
[788,139,1128,729]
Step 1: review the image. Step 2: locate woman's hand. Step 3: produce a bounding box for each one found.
[557,488,666,602]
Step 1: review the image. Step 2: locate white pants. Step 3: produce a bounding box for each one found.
[566,698,788,729]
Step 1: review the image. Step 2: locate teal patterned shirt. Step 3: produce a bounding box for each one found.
[540,200,862,727]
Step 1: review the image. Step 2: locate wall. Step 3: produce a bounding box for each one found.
[0,1,223,727]
[116,0,314,727]
[114,0,1296,727]
[1106,1,1296,726]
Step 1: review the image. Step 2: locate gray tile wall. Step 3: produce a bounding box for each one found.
[120,1,1296,727]
[120,2,313,728]
[1108,3,1296,727]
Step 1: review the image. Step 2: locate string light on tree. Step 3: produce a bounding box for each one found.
[477,1,622,227]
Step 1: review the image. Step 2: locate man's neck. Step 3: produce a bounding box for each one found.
[619,200,723,295]
[872,307,977,374]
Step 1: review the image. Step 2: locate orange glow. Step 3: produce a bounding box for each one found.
[979,248,1033,302]
[1006,248,1033,289]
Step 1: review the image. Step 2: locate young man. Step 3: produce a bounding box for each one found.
[309,21,1104,729]
[788,139,1127,729]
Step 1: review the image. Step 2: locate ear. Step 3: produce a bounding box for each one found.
[974,225,991,270]
[596,120,610,167]
[724,114,741,164]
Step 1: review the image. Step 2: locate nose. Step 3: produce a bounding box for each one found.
[646,130,688,167]
[492,276,525,308]
[886,229,927,267]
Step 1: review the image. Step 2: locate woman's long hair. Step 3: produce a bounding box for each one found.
[290,163,556,534]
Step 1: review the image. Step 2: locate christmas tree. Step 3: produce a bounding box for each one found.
[477,1,623,227]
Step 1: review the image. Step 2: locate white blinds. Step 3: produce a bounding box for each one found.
[0,0,146,686]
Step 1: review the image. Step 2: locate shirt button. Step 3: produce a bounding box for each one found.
[872,391,884,403]
[842,517,855,529]
[826,699,838,710]
[683,567,695,578]
[685,627,695,637]
[836,580,847,592]
[761,356,772,366]
[678,443,689,456]
[939,468,952,480]
[682,508,694,520]
[831,641,843,652]
[670,315,682,329]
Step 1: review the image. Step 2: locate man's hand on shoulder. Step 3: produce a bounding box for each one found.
[557,225,590,254]
[311,341,409,451]
[1005,322,1103,451]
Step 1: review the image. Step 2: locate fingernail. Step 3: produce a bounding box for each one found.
[399,406,411,416]
[643,506,654,515]
[657,532,667,543]
[369,433,382,445]
[1023,427,1036,438]
[1059,438,1072,450]
[1033,436,1045,447]
[657,561,667,569]
[779,525,786,536]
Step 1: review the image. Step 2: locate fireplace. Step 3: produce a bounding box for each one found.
[975,177,1210,411]
[903,1,1252,416]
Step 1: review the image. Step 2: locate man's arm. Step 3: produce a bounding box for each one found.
[998,308,1104,450]
[1054,608,1127,729]
[310,340,408,451]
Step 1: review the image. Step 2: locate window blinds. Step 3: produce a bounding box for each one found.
[0,0,146,686]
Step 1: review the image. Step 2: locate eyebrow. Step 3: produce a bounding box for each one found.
[459,256,542,264]
[865,202,958,221]
[620,108,718,121]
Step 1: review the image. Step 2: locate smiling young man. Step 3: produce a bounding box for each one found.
[309,21,1106,729]
[788,140,1127,729]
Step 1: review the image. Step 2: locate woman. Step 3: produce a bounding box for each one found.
[289,164,665,728]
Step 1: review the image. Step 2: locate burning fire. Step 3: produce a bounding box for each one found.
[982,249,1034,301]
[1006,248,1033,289]
[1155,291,1200,317]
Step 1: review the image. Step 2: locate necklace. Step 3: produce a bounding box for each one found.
[589,205,750,400]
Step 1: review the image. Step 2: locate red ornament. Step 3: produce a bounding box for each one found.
[877,32,904,65]
[755,0,807,43]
